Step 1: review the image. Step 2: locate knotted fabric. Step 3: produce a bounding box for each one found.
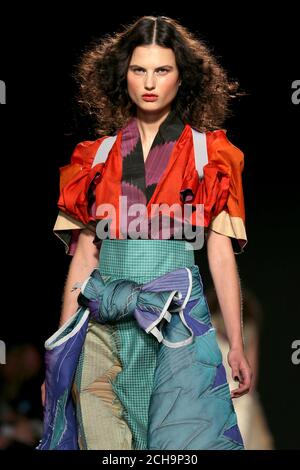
[76,267,194,347]
[37,266,196,450]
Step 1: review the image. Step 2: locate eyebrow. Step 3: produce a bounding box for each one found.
[128,65,174,70]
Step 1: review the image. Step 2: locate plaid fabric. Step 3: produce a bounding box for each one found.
[74,239,195,450]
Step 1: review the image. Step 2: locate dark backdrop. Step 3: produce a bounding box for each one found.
[0,4,299,449]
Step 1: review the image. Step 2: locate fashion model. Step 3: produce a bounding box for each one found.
[39,15,252,451]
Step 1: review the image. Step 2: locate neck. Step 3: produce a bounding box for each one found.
[135,106,172,143]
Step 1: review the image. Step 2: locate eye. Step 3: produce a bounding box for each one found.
[132,67,145,74]
[156,68,169,74]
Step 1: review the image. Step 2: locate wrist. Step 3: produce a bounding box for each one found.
[229,340,244,351]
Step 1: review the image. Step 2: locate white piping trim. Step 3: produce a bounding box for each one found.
[164,311,171,323]
[145,290,178,334]
[182,267,193,308]
[160,308,194,348]
[151,327,164,343]
[44,308,90,350]
[159,267,194,348]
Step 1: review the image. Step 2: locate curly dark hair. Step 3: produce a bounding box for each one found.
[74,15,241,136]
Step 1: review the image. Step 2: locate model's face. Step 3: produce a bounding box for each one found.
[127,45,181,113]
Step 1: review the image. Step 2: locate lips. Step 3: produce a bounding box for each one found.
[142,94,158,102]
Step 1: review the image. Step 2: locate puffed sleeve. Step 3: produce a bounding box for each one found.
[206,130,247,254]
[180,129,248,254]
[53,138,106,255]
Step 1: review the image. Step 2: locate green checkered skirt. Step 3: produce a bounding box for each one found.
[73,239,195,450]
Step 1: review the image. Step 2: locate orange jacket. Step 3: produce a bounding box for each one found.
[56,125,247,253]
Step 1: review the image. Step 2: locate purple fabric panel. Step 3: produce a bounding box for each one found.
[223,424,244,445]
[183,300,211,336]
[145,141,176,186]
[212,363,227,389]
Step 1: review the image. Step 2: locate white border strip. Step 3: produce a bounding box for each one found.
[45,308,90,350]
[92,135,118,167]
[191,128,208,179]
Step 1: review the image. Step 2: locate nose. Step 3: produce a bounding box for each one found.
[144,72,156,91]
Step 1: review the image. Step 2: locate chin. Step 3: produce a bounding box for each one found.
[137,103,160,110]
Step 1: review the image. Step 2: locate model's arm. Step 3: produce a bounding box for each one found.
[59,228,100,327]
[41,228,99,406]
[206,229,252,398]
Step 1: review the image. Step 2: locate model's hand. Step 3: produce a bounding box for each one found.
[227,348,252,398]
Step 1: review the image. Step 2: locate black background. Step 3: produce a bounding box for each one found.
[0,3,299,450]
